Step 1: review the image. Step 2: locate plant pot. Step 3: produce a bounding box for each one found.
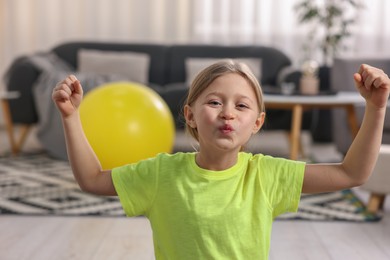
[300,75,319,95]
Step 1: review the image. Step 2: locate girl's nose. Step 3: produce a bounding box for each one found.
[220,106,235,120]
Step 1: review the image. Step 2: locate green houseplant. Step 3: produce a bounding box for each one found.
[295,0,362,65]
[292,0,362,142]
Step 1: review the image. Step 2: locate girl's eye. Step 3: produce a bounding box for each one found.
[237,103,249,109]
[208,100,222,106]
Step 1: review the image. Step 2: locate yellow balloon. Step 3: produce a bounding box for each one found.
[79,82,175,169]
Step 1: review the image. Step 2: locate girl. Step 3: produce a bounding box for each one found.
[52,60,390,259]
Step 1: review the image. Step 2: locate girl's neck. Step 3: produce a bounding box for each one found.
[195,150,240,171]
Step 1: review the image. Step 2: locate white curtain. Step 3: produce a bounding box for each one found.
[192,0,390,65]
[0,0,192,85]
[1,0,390,89]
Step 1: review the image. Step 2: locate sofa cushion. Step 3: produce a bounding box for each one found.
[52,42,169,85]
[166,44,291,86]
[185,57,262,85]
[78,49,150,85]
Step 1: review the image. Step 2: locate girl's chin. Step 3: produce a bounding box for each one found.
[207,140,241,152]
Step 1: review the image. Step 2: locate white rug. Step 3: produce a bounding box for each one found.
[0,153,381,221]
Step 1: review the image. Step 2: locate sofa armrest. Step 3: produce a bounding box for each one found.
[331,58,390,92]
[3,56,42,124]
[331,58,390,154]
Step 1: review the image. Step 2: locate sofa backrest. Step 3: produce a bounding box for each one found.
[166,44,291,86]
[331,57,390,91]
[51,42,292,87]
[52,42,169,86]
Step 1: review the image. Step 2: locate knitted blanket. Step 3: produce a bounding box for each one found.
[29,52,125,160]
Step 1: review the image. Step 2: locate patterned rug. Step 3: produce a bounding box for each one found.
[0,153,382,222]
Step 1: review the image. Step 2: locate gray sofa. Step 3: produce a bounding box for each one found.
[331,58,390,154]
[4,41,317,158]
[4,42,294,128]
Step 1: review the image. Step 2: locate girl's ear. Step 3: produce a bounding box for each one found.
[252,112,265,134]
[184,105,197,128]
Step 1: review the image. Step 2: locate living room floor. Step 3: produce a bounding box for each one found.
[1,126,389,259]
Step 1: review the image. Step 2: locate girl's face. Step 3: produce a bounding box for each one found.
[185,73,265,153]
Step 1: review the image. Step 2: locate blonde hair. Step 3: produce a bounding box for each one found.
[184,59,265,142]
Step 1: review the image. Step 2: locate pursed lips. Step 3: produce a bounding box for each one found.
[219,124,234,134]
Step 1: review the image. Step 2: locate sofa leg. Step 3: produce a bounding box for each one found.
[367,193,386,213]
[7,123,32,155]
[1,99,31,155]
[15,125,32,154]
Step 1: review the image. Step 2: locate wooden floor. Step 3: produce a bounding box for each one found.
[1,214,389,260]
[1,127,390,259]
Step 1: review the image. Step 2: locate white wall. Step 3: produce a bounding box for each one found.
[1,0,390,126]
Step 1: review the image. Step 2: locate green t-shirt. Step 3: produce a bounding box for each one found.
[112,152,305,259]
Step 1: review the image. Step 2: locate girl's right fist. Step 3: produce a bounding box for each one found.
[52,75,84,117]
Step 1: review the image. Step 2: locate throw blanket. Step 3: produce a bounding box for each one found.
[30,53,126,160]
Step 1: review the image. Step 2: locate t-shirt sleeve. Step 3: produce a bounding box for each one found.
[111,157,159,217]
[259,156,305,218]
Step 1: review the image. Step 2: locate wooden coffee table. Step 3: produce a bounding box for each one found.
[264,91,365,160]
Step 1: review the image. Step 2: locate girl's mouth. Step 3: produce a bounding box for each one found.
[219,124,234,134]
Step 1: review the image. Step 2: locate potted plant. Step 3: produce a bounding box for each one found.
[293,0,362,142]
[295,0,362,66]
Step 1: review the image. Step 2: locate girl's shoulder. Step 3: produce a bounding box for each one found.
[243,152,304,168]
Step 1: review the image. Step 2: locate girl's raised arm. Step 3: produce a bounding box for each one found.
[52,75,116,196]
[303,64,390,194]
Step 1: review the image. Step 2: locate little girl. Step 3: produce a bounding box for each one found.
[52,60,390,259]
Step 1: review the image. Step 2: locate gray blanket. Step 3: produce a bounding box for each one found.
[31,53,126,160]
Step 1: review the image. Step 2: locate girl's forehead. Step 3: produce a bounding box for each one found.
[203,73,256,95]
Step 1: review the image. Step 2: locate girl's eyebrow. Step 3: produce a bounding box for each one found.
[204,92,223,98]
[205,92,255,104]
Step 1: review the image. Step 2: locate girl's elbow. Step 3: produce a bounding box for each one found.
[75,175,101,194]
[75,171,115,196]
[340,164,371,188]
[78,182,97,194]
[348,174,370,188]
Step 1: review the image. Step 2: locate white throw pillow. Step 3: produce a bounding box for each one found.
[185,58,262,85]
[78,49,150,84]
